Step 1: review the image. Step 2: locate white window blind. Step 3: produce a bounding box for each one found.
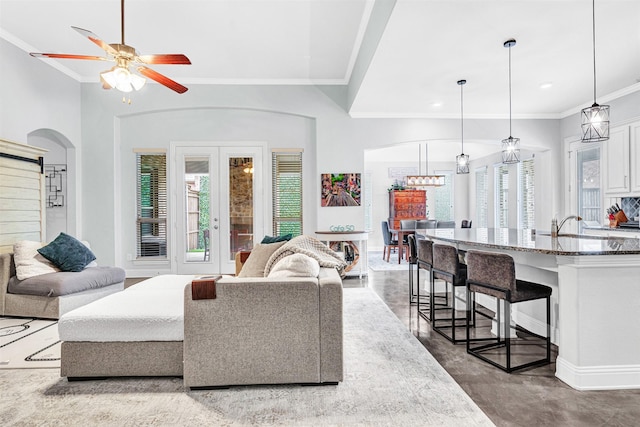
[475,167,488,227]
[495,164,509,228]
[136,153,167,258]
[577,147,601,223]
[518,158,535,229]
[272,151,302,236]
[434,170,453,221]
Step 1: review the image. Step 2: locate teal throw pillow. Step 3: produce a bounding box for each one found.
[261,234,293,244]
[37,232,96,272]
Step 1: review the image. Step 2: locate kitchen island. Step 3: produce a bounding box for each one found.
[422,228,640,391]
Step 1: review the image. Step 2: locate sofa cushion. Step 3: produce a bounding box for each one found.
[13,240,60,280]
[267,253,320,278]
[38,233,96,272]
[237,241,287,277]
[261,234,293,244]
[8,266,126,297]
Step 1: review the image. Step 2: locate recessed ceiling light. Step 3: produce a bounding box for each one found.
[539,82,553,89]
[431,102,442,108]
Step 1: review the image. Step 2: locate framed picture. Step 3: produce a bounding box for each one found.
[321,173,361,207]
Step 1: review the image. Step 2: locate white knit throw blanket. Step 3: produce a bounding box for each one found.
[264,235,347,276]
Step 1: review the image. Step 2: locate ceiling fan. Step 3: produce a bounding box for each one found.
[30,0,191,94]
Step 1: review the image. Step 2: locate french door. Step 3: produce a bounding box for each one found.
[172,143,264,274]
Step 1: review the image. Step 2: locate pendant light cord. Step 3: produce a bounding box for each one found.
[460,82,464,152]
[508,43,512,138]
[592,0,597,104]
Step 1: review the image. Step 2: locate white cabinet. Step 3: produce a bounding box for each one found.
[630,121,640,193]
[603,125,630,195]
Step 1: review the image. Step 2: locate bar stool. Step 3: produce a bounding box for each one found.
[430,244,468,343]
[465,250,552,373]
[407,234,419,304]
[414,238,447,320]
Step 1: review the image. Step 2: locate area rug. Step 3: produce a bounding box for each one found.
[0,317,60,369]
[367,250,411,271]
[0,288,493,426]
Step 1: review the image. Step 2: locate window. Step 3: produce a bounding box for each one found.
[518,158,535,229]
[272,150,302,236]
[577,147,601,224]
[495,164,509,228]
[434,170,453,221]
[475,167,488,227]
[136,152,167,258]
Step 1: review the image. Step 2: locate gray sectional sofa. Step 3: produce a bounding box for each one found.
[58,269,344,388]
[0,252,125,319]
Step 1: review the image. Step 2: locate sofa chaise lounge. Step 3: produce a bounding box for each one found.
[58,268,344,387]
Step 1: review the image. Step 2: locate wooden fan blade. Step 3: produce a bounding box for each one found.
[72,26,119,56]
[29,52,107,61]
[137,66,188,94]
[136,54,191,65]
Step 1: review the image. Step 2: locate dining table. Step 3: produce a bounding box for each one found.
[388,227,416,263]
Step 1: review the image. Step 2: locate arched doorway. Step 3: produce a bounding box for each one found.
[27,129,77,241]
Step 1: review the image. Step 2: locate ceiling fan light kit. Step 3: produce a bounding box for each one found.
[29,0,190,100]
[581,0,610,143]
[502,38,520,164]
[456,79,470,174]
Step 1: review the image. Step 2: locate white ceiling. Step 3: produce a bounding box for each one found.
[2,0,640,122]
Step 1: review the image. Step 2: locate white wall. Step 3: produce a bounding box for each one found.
[1,38,82,242]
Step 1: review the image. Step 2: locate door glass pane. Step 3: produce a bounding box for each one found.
[577,147,601,226]
[184,157,210,263]
[229,157,254,259]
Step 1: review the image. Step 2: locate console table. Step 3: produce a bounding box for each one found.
[315,231,369,278]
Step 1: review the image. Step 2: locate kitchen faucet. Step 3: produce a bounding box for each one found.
[555,215,582,236]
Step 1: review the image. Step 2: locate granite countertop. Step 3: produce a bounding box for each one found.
[583,225,640,233]
[421,228,640,256]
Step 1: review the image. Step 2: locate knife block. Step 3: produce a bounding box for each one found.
[610,210,628,228]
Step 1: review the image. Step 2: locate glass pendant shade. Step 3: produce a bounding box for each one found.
[581,103,610,142]
[101,66,146,93]
[456,79,469,174]
[456,153,470,174]
[501,136,520,164]
[406,175,445,187]
[502,39,520,164]
[582,0,609,143]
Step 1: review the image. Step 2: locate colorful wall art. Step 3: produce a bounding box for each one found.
[321,173,361,207]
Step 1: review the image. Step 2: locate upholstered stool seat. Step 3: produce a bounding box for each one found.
[430,243,468,343]
[465,250,552,373]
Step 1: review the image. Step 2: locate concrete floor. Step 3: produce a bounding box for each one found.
[345,269,640,427]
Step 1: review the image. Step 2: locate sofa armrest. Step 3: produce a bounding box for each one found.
[318,268,344,383]
[0,253,12,314]
[183,277,323,388]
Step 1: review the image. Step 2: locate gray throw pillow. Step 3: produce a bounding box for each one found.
[37,232,96,272]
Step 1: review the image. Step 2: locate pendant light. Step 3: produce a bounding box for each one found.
[456,79,469,174]
[405,143,445,187]
[581,0,609,143]
[502,39,520,164]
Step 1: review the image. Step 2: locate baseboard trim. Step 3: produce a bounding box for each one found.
[555,357,640,390]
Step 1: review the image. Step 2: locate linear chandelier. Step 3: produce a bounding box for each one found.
[406,143,445,187]
[456,79,469,174]
[581,0,609,143]
[502,38,520,164]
